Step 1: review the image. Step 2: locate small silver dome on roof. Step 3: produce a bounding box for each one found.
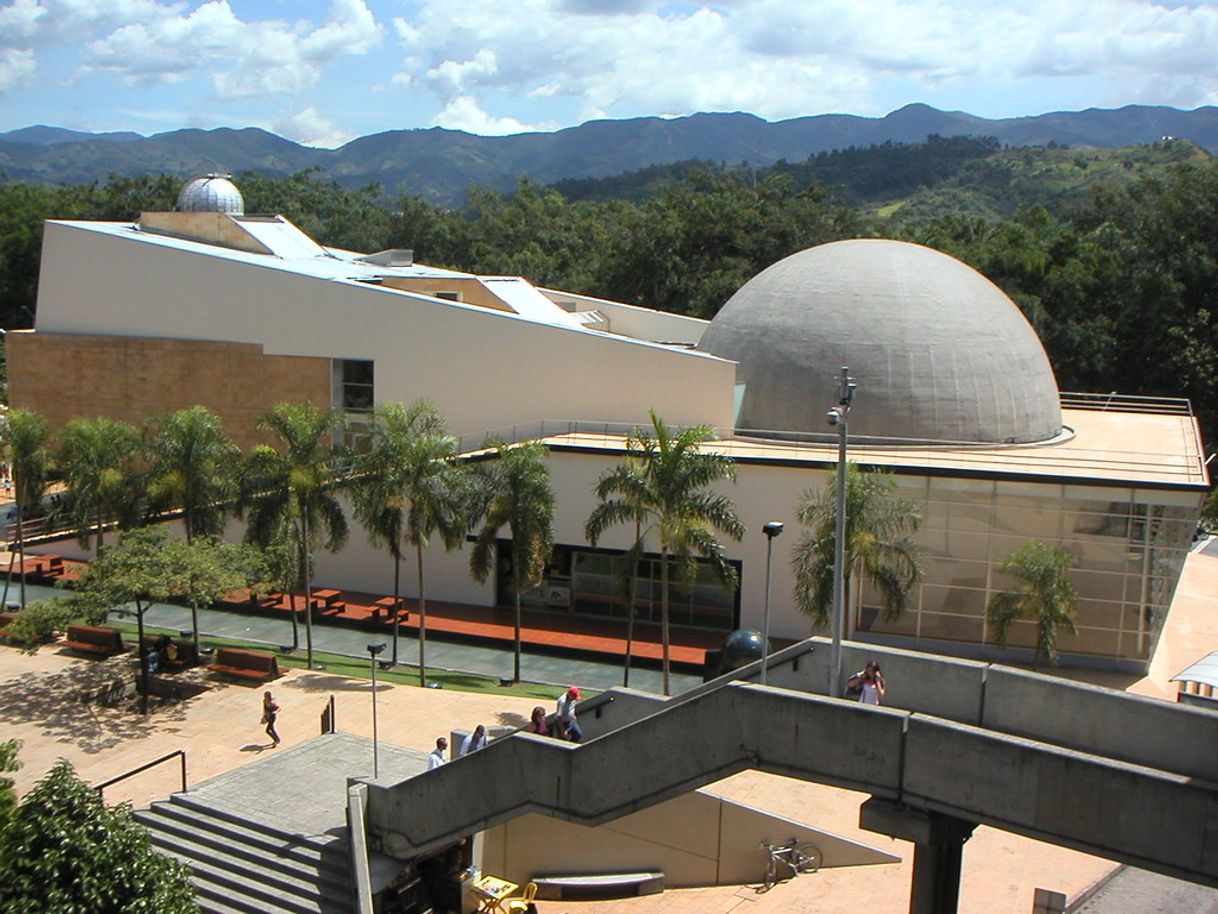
[177,174,244,215]
[698,239,1062,445]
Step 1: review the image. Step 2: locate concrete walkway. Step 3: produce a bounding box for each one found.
[7,581,702,694]
[4,538,1218,913]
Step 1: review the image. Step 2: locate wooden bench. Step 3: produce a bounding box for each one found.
[140,635,200,672]
[208,646,280,684]
[63,624,126,657]
[532,872,665,901]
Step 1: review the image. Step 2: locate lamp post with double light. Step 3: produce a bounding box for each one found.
[826,367,856,698]
[367,642,386,778]
[760,521,784,686]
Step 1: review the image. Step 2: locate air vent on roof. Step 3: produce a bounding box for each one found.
[357,249,414,267]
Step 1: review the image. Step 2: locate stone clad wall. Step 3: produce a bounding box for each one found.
[7,330,330,450]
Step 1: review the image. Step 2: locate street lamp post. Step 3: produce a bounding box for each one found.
[760,521,784,686]
[367,642,387,778]
[827,367,856,698]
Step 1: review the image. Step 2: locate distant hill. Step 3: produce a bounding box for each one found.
[2,104,1217,207]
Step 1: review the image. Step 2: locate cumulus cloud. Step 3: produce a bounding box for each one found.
[430,96,546,135]
[82,0,382,97]
[390,0,1218,130]
[271,106,353,148]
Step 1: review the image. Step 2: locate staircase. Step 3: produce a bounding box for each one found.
[135,792,353,914]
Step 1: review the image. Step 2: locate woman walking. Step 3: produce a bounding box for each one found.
[262,691,281,747]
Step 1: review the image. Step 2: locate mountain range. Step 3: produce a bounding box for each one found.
[2,104,1215,207]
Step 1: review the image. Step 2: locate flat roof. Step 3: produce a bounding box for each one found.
[527,406,1208,492]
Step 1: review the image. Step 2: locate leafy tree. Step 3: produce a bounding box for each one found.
[0,738,20,823]
[792,463,923,634]
[238,170,393,254]
[584,411,743,695]
[0,759,199,913]
[986,540,1079,666]
[1,408,51,609]
[72,527,248,713]
[241,402,349,670]
[58,416,142,556]
[470,440,555,684]
[353,401,467,679]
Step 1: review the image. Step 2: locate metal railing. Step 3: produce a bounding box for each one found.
[94,749,187,798]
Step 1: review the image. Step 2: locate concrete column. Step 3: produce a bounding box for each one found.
[860,798,976,914]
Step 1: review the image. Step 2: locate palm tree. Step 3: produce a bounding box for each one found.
[2,409,51,610]
[58,416,141,557]
[145,406,240,544]
[987,540,1079,666]
[353,401,467,679]
[469,439,554,685]
[792,462,923,635]
[145,406,241,647]
[585,411,743,696]
[241,402,349,670]
[585,458,648,687]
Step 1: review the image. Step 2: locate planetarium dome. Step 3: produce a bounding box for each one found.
[176,174,244,215]
[697,239,1062,445]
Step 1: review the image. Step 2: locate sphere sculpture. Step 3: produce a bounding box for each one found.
[720,628,768,673]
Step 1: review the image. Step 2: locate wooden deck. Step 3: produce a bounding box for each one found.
[220,588,722,669]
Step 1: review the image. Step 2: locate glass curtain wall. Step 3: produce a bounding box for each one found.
[857,475,1200,665]
[494,543,740,633]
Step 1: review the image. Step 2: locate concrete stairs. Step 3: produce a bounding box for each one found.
[134,792,353,914]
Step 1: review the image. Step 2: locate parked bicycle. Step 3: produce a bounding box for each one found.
[760,838,822,889]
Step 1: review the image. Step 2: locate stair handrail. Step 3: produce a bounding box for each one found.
[94,749,187,798]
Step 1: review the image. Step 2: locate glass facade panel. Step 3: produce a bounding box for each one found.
[1072,598,1124,628]
[920,584,986,615]
[919,612,984,643]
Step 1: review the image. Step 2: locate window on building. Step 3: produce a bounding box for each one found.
[335,359,374,413]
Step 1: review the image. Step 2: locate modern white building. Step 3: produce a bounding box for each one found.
[9,177,1208,671]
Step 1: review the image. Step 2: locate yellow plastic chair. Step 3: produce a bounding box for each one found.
[504,882,537,914]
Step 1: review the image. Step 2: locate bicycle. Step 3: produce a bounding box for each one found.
[760,838,822,889]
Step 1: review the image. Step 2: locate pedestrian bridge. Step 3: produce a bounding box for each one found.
[362,638,1218,913]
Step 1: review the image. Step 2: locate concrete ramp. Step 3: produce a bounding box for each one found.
[365,681,1218,889]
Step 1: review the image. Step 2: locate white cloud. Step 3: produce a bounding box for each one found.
[430,95,546,135]
[271,106,353,148]
[0,48,36,92]
[388,0,1218,130]
[82,0,383,97]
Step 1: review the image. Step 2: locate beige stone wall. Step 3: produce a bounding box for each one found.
[7,330,330,451]
[138,211,271,254]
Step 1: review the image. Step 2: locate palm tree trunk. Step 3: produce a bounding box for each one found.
[391,549,401,666]
[137,601,149,716]
[15,485,26,610]
[185,520,199,648]
[288,591,299,649]
[513,588,522,684]
[660,546,671,696]
[845,572,856,640]
[95,498,104,558]
[416,541,429,687]
[624,521,640,688]
[301,511,314,670]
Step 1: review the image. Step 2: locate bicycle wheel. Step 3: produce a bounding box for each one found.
[792,844,822,874]
[763,854,778,889]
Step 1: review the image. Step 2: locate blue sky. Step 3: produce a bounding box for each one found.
[1,0,1216,147]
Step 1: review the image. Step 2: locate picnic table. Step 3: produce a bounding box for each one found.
[373,596,409,621]
[312,588,347,614]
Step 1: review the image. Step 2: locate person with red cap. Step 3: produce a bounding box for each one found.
[556,685,583,742]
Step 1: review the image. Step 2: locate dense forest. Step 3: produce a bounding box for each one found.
[1,136,1216,449]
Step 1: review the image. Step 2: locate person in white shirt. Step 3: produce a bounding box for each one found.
[556,686,583,742]
[427,736,448,770]
[848,660,886,706]
[460,724,487,756]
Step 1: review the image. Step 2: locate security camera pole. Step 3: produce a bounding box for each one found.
[828,367,856,698]
[760,521,784,686]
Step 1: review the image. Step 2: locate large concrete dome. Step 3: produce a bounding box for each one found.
[698,239,1062,444]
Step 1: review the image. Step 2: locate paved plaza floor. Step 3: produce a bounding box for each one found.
[4,539,1218,913]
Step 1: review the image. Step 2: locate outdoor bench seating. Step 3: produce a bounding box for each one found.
[140,634,200,671]
[532,872,665,901]
[63,624,126,657]
[373,596,409,622]
[208,646,280,684]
